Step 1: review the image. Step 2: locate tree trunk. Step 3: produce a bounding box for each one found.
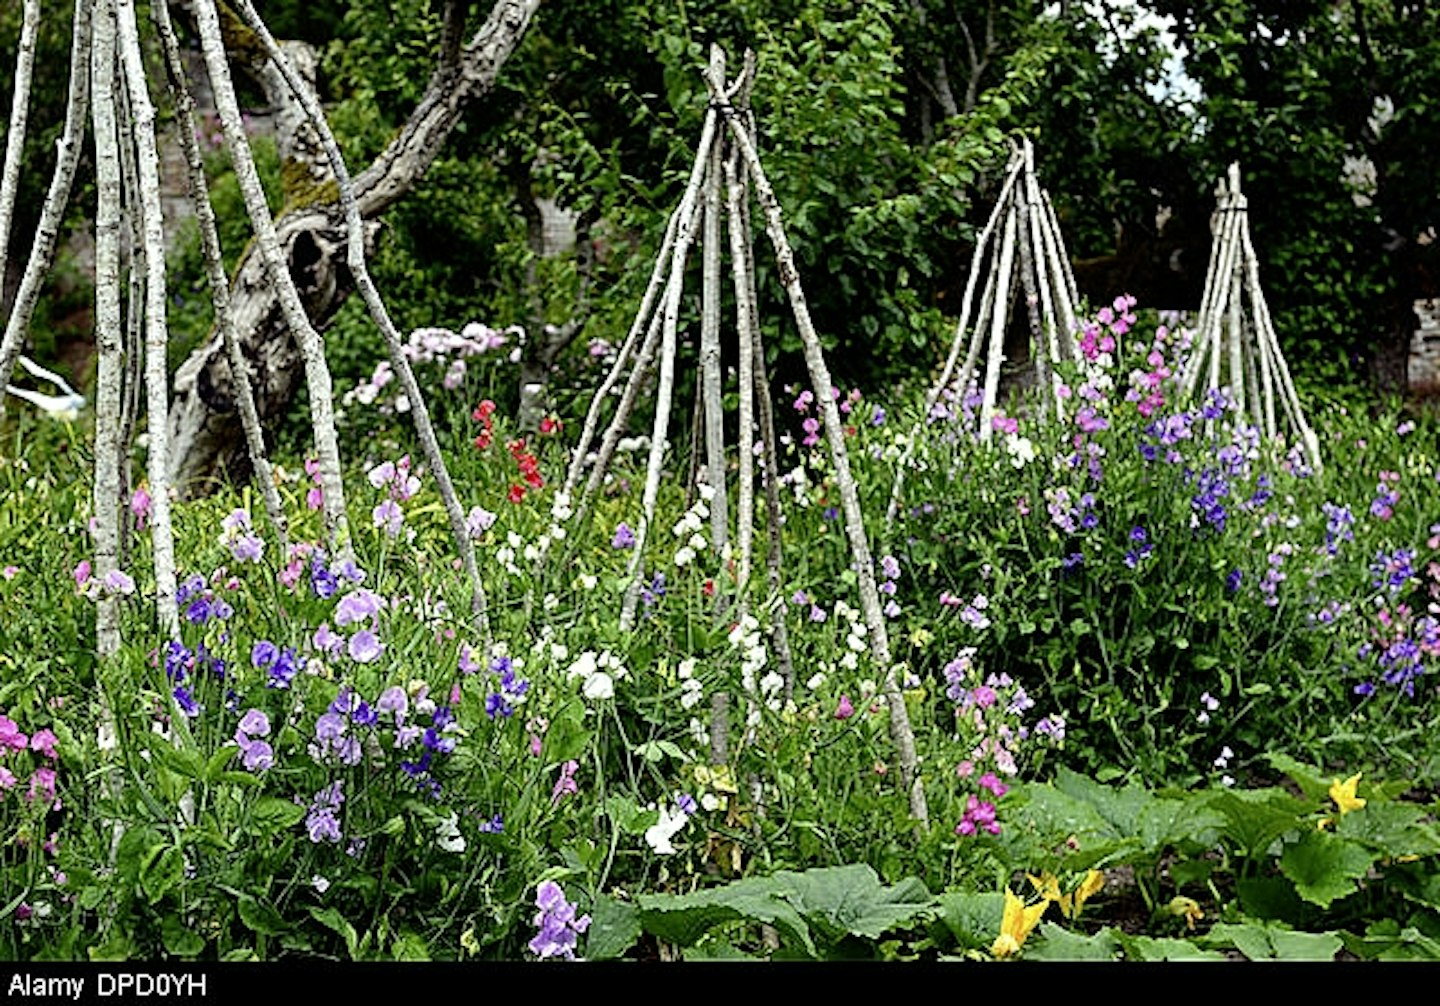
[166,0,540,493]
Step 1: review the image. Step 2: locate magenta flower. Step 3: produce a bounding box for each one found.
[28,729,58,761]
[834,695,855,720]
[551,759,579,805]
[27,767,57,806]
[0,715,28,752]
[129,486,152,529]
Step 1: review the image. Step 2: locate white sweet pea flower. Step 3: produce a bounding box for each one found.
[582,672,615,701]
[436,812,466,853]
[645,804,690,855]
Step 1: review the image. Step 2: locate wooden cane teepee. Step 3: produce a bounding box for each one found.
[887,136,1081,523]
[1182,163,1322,471]
[546,44,930,827]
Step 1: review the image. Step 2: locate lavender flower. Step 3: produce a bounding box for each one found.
[305,781,344,844]
[528,881,591,960]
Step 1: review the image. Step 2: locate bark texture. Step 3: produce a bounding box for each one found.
[166,0,541,493]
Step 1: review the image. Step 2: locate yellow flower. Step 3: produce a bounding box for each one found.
[1167,895,1204,931]
[1329,772,1366,816]
[991,887,1048,959]
[1071,869,1105,918]
[1027,871,1064,905]
[1026,869,1104,920]
[694,764,738,794]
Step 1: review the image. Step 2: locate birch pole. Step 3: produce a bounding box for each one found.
[1187,164,1321,471]
[618,110,719,632]
[115,72,144,571]
[189,0,352,561]
[978,206,1019,442]
[704,63,928,828]
[0,0,39,291]
[726,151,757,609]
[90,0,124,660]
[884,148,1022,526]
[232,0,494,642]
[150,0,288,551]
[115,0,181,640]
[700,46,729,557]
[0,0,94,413]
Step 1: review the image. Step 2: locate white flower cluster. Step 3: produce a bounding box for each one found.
[779,465,811,507]
[1004,432,1036,469]
[729,613,782,725]
[566,649,629,702]
[833,599,870,673]
[643,800,692,855]
[530,625,570,668]
[678,657,705,710]
[546,491,573,546]
[495,530,526,577]
[671,484,714,568]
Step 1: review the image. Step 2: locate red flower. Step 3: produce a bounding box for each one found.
[702,579,715,597]
[507,485,526,505]
[539,416,561,436]
[474,431,493,451]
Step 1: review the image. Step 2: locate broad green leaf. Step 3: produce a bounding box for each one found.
[1336,801,1440,859]
[1268,929,1344,961]
[1052,767,1153,838]
[1279,831,1377,908]
[637,876,816,957]
[1263,752,1332,804]
[1010,781,1126,848]
[147,740,206,780]
[1136,795,1226,850]
[204,744,240,782]
[682,940,761,961]
[1204,922,1273,961]
[934,891,1004,951]
[1025,922,1121,961]
[603,794,656,836]
[774,864,933,941]
[1207,789,1310,858]
[1341,923,1440,961]
[1235,876,1309,924]
[585,895,642,960]
[1117,934,1228,961]
[1205,922,1341,961]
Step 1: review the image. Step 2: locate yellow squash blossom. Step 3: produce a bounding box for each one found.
[1071,869,1105,918]
[1329,772,1366,816]
[1167,895,1204,931]
[1027,869,1104,920]
[992,887,1048,959]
